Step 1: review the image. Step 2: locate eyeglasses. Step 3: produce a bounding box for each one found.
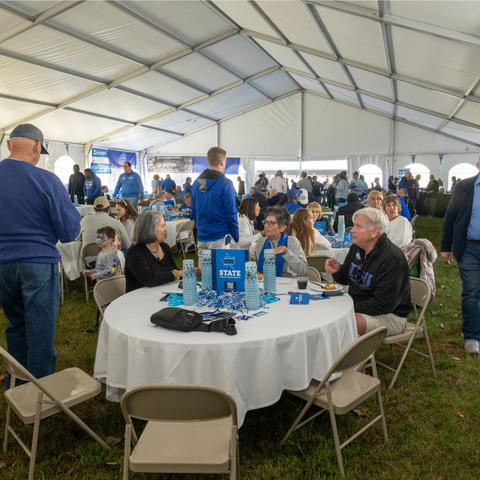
[262,220,278,227]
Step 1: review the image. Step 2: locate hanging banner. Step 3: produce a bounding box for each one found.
[411,155,416,164]
[107,150,137,169]
[146,156,192,173]
[439,154,444,166]
[192,156,240,174]
[91,148,111,174]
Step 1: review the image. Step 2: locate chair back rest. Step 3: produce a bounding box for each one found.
[330,327,387,374]
[407,247,421,269]
[0,346,35,383]
[82,242,101,264]
[93,276,126,313]
[410,214,418,226]
[306,267,321,283]
[306,255,330,273]
[410,277,430,309]
[121,384,237,425]
[179,220,195,233]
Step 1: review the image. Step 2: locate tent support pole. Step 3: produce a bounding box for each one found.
[389,117,396,184]
[299,90,305,177]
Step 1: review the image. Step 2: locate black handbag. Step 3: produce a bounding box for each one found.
[151,307,237,336]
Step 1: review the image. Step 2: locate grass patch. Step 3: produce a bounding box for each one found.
[1,218,479,479]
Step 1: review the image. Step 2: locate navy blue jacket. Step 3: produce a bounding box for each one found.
[191,169,239,242]
[161,178,176,190]
[441,174,479,261]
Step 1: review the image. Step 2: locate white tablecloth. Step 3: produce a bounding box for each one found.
[316,247,349,264]
[57,241,83,281]
[94,281,357,427]
[76,205,95,216]
[165,218,190,247]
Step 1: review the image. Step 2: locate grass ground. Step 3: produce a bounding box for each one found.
[0,218,478,479]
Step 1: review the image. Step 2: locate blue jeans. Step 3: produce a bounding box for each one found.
[0,262,60,387]
[123,196,139,209]
[457,241,480,341]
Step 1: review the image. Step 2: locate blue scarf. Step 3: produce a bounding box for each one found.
[258,233,289,277]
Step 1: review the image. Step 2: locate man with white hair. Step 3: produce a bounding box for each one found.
[269,170,287,194]
[326,208,411,336]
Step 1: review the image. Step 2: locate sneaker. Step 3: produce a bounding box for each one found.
[464,339,480,354]
[85,324,99,335]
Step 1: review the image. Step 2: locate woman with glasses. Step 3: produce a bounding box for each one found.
[237,197,266,249]
[125,211,200,293]
[382,195,412,250]
[116,198,138,243]
[287,208,331,256]
[249,206,308,277]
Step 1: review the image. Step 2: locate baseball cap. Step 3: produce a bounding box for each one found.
[287,188,301,199]
[353,171,359,175]
[94,197,110,209]
[299,188,308,204]
[10,124,49,155]
[166,188,175,194]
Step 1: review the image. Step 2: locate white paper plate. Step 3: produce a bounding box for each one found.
[310,283,344,296]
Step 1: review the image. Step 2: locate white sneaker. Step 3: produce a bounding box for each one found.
[464,339,480,354]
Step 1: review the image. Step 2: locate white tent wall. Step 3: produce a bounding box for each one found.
[347,156,390,188]
[393,122,480,157]
[220,93,301,158]
[37,143,84,173]
[303,93,393,157]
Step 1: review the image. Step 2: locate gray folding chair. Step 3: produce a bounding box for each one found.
[121,384,239,479]
[93,275,126,324]
[175,220,197,259]
[376,277,437,389]
[306,254,331,273]
[81,242,101,302]
[280,327,388,477]
[306,266,321,283]
[0,347,110,480]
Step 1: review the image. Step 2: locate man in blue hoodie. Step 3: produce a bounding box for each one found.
[83,168,102,205]
[112,161,144,209]
[0,124,81,385]
[161,174,176,191]
[191,147,239,258]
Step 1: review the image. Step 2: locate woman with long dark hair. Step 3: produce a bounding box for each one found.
[237,197,265,249]
[116,198,138,243]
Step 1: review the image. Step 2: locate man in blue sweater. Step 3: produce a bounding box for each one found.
[191,147,239,260]
[161,174,176,191]
[0,124,81,385]
[112,161,144,209]
[83,168,102,205]
[442,159,480,354]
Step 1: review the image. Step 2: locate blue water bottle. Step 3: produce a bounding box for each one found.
[73,195,79,206]
[182,259,197,306]
[245,262,260,310]
[263,249,276,293]
[201,250,212,289]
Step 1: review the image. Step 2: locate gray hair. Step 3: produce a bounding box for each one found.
[270,187,277,196]
[250,186,258,194]
[265,206,291,230]
[352,208,388,235]
[133,211,165,245]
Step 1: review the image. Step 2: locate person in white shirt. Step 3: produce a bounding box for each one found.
[287,208,331,255]
[237,197,266,249]
[383,195,413,250]
[269,170,287,194]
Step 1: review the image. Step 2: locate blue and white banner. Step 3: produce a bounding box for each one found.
[107,150,136,169]
[192,156,240,174]
[411,155,416,164]
[91,148,111,174]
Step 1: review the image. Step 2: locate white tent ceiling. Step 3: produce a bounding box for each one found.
[1,0,480,168]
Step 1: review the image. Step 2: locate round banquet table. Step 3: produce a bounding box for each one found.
[94,281,357,427]
[75,205,95,216]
